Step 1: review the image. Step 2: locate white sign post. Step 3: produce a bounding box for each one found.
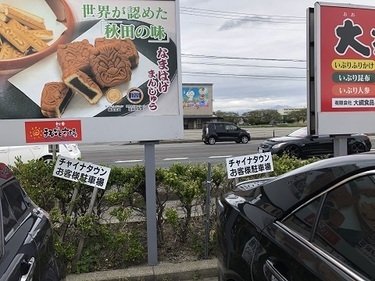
[226,152,274,179]
[53,155,111,265]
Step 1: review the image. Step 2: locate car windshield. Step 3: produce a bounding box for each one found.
[287,127,307,138]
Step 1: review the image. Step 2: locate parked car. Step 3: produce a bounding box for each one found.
[202,122,251,145]
[0,162,65,280]
[217,152,375,281]
[258,127,371,158]
[0,143,81,166]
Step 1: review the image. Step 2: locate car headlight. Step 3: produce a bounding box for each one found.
[272,142,287,149]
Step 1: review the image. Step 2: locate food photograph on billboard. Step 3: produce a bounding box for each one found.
[0,0,183,145]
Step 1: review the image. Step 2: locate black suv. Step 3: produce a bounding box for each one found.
[202,122,251,145]
[0,162,65,280]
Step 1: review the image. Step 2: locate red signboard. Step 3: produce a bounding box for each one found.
[320,4,375,112]
[25,120,82,143]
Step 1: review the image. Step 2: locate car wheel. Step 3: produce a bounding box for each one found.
[208,137,216,145]
[42,155,54,164]
[284,145,301,158]
[349,142,366,154]
[204,141,209,145]
[241,136,249,144]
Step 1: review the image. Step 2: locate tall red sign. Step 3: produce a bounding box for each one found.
[320,5,375,112]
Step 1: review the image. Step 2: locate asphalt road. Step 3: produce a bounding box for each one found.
[78,127,375,168]
[78,127,299,168]
[79,140,264,168]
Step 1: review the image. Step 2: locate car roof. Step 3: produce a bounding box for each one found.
[0,163,15,186]
[260,152,375,214]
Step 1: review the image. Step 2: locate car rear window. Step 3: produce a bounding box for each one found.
[1,193,17,237]
[3,181,28,221]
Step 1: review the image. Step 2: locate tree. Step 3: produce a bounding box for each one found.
[214,110,241,124]
[284,108,307,123]
[241,109,282,125]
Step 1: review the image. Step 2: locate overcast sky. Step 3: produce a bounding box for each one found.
[179,0,375,113]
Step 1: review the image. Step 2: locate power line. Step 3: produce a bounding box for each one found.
[182,61,306,69]
[182,53,306,63]
[182,71,306,80]
[180,7,305,24]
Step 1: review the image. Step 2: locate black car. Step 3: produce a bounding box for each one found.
[217,153,375,281]
[202,122,251,145]
[0,162,64,280]
[258,127,371,158]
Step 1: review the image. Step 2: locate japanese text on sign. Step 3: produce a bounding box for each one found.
[25,120,82,143]
[225,152,274,179]
[147,46,171,111]
[53,156,111,189]
[82,4,168,42]
[82,5,168,20]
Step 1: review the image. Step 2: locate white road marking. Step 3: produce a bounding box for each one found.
[115,160,143,163]
[163,157,189,161]
[209,155,232,159]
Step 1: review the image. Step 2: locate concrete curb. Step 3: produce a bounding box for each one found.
[66,258,218,281]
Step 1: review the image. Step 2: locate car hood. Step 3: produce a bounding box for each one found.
[263,136,302,143]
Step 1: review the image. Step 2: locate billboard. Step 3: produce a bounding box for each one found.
[315,2,375,134]
[182,83,213,116]
[0,0,183,145]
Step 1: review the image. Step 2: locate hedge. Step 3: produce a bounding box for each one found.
[10,154,318,273]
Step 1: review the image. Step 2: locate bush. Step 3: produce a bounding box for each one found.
[10,155,319,273]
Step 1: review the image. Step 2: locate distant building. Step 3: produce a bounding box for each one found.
[182,83,219,129]
[277,107,306,115]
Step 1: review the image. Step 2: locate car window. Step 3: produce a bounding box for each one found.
[3,181,28,221]
[288,127,307,137]
[1,192,17,237]
[314,175,375,279]
[225,124,237,131]
[284,174,375,279]
[216,124,225,131]
[283,197,320,241]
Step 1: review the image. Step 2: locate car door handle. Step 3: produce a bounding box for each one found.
[264,259,289,281]
[20,257,35,281]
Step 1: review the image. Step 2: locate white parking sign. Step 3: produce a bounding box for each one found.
[226,152,274,179]
[53,155,111,189]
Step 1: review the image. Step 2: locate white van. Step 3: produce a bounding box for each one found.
[0,143,81,166]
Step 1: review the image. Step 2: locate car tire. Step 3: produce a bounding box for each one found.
[349,142,366,154]
[42,155,54,164]
[204,141,209,145]
[284,145,301,158]
[241,136,249,144]
[208,137,216,145]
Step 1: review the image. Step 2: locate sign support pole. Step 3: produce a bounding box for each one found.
[143,141,159,266]
[333,135,348,157]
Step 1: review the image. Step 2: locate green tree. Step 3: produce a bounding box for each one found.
[241,109,282,125]
[214,110,241,124]
[284,108,307,123]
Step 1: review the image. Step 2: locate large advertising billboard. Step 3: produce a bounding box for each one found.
[0,0,183,145]
[315,2,375,134]
[182,83,213,116]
